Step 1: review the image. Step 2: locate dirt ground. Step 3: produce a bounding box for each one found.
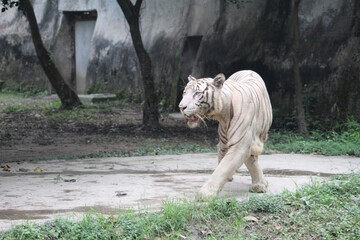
[0,95,218,163]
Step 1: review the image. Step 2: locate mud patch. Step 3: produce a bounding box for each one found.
[0,206,123,220]
[0,209,56,220]
[0,99,218,163]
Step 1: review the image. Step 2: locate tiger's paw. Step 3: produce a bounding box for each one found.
[249,183,268,193]
[197,184,218,200]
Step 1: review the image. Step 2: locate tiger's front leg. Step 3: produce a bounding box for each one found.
[199,140,251,198]
[217,144,234,182]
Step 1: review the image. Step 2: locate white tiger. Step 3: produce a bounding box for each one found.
[179,70,273,197]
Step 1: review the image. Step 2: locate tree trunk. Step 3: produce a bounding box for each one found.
[23,0,82,109]
[292,0,308,135]
[117,0,159,129]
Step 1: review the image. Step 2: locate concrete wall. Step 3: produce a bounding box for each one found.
[0,0,359,126]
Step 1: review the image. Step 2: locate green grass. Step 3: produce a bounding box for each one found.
[0,92,113,120]
[0,91,24,102]
[1,104,35,114]
[0,89,50,99]
[0,90,55,114]
[1,173,359,239]
[42,104,112,121]
[93,141,216,158]
[266,118,360,157]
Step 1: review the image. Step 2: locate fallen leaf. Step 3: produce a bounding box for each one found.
[243,215,259,222]
[3,165,10,172]
[274,224,281,230]
[34,167,43,172]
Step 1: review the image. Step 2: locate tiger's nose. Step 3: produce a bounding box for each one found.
[179,103,186,112]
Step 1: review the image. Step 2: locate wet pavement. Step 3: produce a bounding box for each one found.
[1,153,359,230]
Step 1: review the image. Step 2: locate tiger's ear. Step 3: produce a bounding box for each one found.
[213,73,225,88]
[188,75,197,82]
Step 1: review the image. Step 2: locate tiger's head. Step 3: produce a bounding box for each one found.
[179,73,226,128]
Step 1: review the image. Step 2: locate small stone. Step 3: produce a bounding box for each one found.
[115,191,127,197]
[243,215,259,222]
[274,224,281,230]
[64,179,76,182]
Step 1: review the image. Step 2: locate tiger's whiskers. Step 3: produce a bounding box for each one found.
[196,114,208,128]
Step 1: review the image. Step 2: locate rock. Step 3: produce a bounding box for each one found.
[115,191,127,197]
[64,179,76,182]
[243,215,259,222]
[19,168,30,172]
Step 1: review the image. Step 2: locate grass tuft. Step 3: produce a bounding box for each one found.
[266,118,360,157]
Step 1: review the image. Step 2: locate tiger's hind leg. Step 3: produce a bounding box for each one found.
[244,155,268,193]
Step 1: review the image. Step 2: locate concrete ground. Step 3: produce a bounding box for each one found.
[1,153,359,231]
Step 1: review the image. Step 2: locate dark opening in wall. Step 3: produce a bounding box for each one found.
[176,35,203,106]
[61,10,97,94]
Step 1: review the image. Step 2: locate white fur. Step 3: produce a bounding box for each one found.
[180,70,273,198]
